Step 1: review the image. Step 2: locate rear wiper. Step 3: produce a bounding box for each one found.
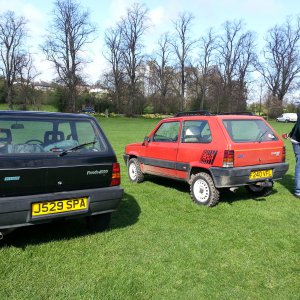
[256,130,268,143]
[59,141,96,157]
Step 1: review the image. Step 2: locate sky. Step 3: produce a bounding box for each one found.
[0,0,299,84]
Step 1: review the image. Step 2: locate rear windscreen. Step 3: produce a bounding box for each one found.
[222,119,278,143]
[0,117,107,154]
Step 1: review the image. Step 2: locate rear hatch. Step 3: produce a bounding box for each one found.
[221,117,284,167]
[0,112,117,197]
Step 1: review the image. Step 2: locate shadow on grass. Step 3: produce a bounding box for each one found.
[144,175,188,193]
[143,175,278,205]
[1,192,140,248]
[277,174,295,196]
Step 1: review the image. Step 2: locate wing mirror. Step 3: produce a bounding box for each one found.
[142,136,150,145]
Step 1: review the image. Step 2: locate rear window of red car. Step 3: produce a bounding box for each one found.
[222,119,278,143]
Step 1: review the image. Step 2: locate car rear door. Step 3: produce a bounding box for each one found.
[0,115,116,197]
[44,118,116,192]
[221,118,284,167]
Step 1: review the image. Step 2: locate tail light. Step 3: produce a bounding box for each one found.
[111,162,121,186]
[282,146,286,162]
[223,150,234,167]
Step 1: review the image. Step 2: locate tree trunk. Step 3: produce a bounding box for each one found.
[6,86,13,110]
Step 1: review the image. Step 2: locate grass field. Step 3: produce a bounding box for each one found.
[0,116,299,299]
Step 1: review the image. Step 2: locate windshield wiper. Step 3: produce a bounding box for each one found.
[59,141,96,157]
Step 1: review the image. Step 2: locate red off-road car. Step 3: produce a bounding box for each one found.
[124,111,289,206]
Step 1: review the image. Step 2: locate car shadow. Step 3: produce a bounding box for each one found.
[144,175,188,193]
[1,192,140,248]
[219,188,270,204]
[143,175,276,204]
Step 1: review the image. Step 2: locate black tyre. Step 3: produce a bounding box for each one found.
[128,158,144,183]
[87,213,111,232]
[246,184,272,197]
[190,172,220,207]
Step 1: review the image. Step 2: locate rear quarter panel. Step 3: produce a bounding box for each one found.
[176,117,230,168]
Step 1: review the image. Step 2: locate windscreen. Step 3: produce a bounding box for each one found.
[222,119,278,143]
[0,117,107,154]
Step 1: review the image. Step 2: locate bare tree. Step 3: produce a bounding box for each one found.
[118,3,149,114]
[103,26,124,113]
[171,12,197,111]
[42,0,95,112]
[217,20,256,111]
[19,53,40,109]
[0,11,27,109]
[194,28,217,109]
[149,33,174,112]
[257,17,300,103]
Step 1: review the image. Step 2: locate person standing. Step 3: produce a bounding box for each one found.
[285,113,300,197]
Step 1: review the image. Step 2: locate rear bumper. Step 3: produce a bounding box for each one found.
[0,186,123,229]
[210,162,289,188]
[123,154,129,165]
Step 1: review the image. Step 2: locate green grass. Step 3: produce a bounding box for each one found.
[0,117,300,299]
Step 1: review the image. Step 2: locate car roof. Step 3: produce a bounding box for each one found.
[0,110,93,119]
[163,114,264,122]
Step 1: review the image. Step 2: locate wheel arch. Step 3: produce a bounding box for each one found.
[188,166,214,183]
[125,152,140,166]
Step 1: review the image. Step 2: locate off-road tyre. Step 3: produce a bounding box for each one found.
[190,172,220,207]
[87,212,111,232]
[128,158,144,183]
[246,184,273,197]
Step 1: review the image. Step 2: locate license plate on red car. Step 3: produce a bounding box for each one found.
[249,169,273,180]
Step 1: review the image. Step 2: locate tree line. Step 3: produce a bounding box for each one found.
[0,0,299,115]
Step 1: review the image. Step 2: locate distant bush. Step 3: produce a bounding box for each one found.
[142,113,172,119]
[143,105,154,114]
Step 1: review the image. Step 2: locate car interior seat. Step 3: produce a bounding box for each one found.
[44,131,65,146]
[183,126,201,142]
[0,128,12,153]
[0,128,12,144]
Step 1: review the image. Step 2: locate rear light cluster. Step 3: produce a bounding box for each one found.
[282,146,286,162]
[111,162,121,186]
[223,150,234,167]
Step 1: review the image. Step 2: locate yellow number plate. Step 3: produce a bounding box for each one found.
[249,169,273,180]
[32,197,88,217]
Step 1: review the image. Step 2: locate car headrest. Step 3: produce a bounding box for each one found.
[44,131,65,145]
[0,128,12,143]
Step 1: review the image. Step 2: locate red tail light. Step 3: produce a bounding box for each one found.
[111,162,121,186]
[223,150,234,167]
[282,146,286,162]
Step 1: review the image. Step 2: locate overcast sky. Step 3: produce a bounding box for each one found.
[0,0,299,84]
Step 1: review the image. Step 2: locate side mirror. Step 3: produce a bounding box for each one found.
[142,136,150,145]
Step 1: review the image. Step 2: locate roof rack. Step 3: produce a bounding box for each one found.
[174,110,212,117]
[217,111,253,116]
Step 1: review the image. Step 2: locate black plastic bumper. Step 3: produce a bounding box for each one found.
[210,162,289,188]
[0,186,123,229]
[123,154,129,165]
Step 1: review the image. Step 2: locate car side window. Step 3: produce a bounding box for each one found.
[153,122,180,142]
[182,120,212,143]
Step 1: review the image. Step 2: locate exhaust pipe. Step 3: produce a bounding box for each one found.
[0,232,3,240]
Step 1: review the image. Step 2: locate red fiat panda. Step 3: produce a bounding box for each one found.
[124,111,288,207]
